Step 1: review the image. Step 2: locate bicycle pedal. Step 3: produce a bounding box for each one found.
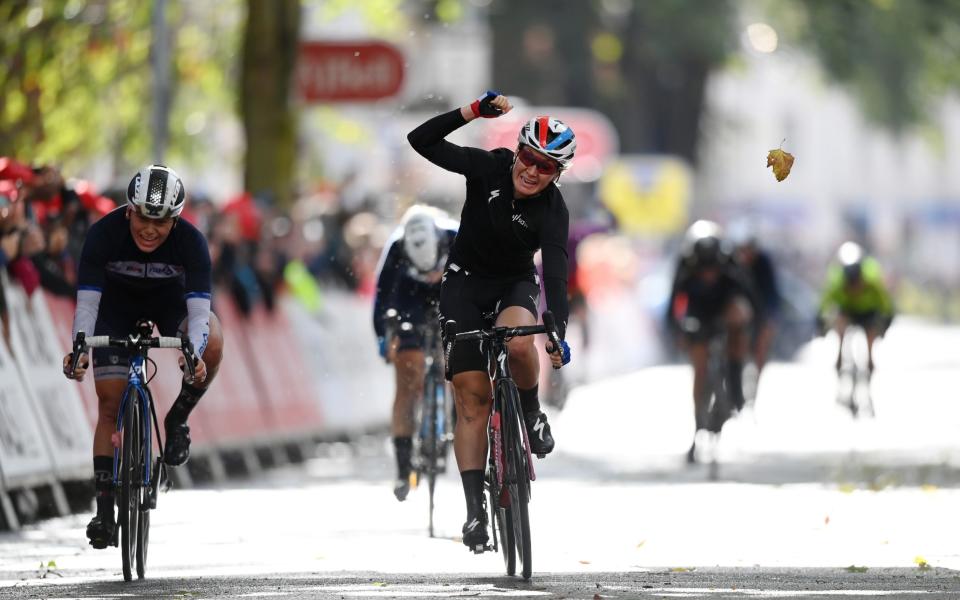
[536,453,546,459]
[471,543,491,554]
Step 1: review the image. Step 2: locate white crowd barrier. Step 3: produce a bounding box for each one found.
[1,281,392,527]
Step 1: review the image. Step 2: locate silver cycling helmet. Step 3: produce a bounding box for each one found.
[127,164,186,219]
[402,206,440,272]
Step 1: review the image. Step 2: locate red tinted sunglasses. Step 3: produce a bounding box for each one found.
[516,145,560,176]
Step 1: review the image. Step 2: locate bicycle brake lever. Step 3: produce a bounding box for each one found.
[181,338,197,383]
[69,332,87,376]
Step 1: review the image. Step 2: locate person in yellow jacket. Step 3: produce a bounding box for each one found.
[817,242,894,373]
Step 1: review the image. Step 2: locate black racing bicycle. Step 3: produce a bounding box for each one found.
[70,319,196,581]
[384,307,455,538]
[445,311,562,581]
[682,318,738,470]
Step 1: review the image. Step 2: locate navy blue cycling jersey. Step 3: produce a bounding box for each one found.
[73,206,212,355]
[373,223,457,338]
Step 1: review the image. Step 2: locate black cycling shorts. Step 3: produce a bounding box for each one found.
[438,265,540,379]
[92,288,187,380]
[842,309,881,331]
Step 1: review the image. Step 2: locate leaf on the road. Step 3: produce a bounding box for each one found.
[766,146,795,181]
[838,483,857,494]
[846,565,868,573]
[915,556,932,571]
[636,540,646,549]
[373,582,388,587]
[579,560,592,564]
[46,560,57,568]
[922,484,938,493]
[670,567,695,572]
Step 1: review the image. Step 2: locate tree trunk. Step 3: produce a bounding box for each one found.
[240,0,300,210]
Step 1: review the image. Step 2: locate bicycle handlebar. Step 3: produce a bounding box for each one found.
[70,330,197,383]
[446,311,561,344]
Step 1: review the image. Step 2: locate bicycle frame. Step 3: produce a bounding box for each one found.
[112,352,162,494]
[483,334,536,485]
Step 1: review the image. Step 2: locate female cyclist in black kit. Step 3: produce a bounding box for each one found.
[408,91,573,549]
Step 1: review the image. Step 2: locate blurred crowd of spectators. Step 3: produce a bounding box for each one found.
[0,157,388,324]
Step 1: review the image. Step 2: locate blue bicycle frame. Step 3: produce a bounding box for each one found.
[112,354,155,491]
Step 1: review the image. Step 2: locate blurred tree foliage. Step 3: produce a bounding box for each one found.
[490,0,737,164]
[791,0,960,133]
[0,0,239,178]
[491,0,960,163]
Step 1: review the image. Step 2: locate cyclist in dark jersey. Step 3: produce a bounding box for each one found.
[62,165,224,549]
[408,91,572,550]
[373,205,457,502]
[667,221,755,463]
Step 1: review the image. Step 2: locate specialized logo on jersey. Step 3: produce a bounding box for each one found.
[487,189,500,204]
[512,213,529,229]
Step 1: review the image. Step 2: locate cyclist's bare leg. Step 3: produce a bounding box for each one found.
[754,321,775,373]
[688,342,710,431]
[392,349,425,438]
[89,376,126,536]
[452,370,492,472]
[865,326,878,372]
[391,348,424,498]
[724,297,752,362]
[163,313,224,466]
[833,314,850,371]
[496,306,538,390]
[93,378,126,456]
[724,298,752,410]
[452,369,492,536]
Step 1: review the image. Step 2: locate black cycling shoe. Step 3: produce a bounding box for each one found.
[86,514,116,549]
[462,510,489,551]
[393,476,411,502]
[524,410,555,456]
[163,422,191,466]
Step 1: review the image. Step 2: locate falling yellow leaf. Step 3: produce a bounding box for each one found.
[914,556,931,571]
[766,147,795,181]
[636,540,646,549]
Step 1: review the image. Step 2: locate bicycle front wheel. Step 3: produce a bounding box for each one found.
[119,389,141,582]
[500,381,532,579]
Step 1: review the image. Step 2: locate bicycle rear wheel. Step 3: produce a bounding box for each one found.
[119,390,141,582]
[501,381,532,579]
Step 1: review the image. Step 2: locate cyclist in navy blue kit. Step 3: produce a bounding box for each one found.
[373,205,457,502]
[61,165,224,549]
[408,91,573,550]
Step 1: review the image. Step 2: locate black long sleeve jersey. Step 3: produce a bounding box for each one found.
[407,109,569,337]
